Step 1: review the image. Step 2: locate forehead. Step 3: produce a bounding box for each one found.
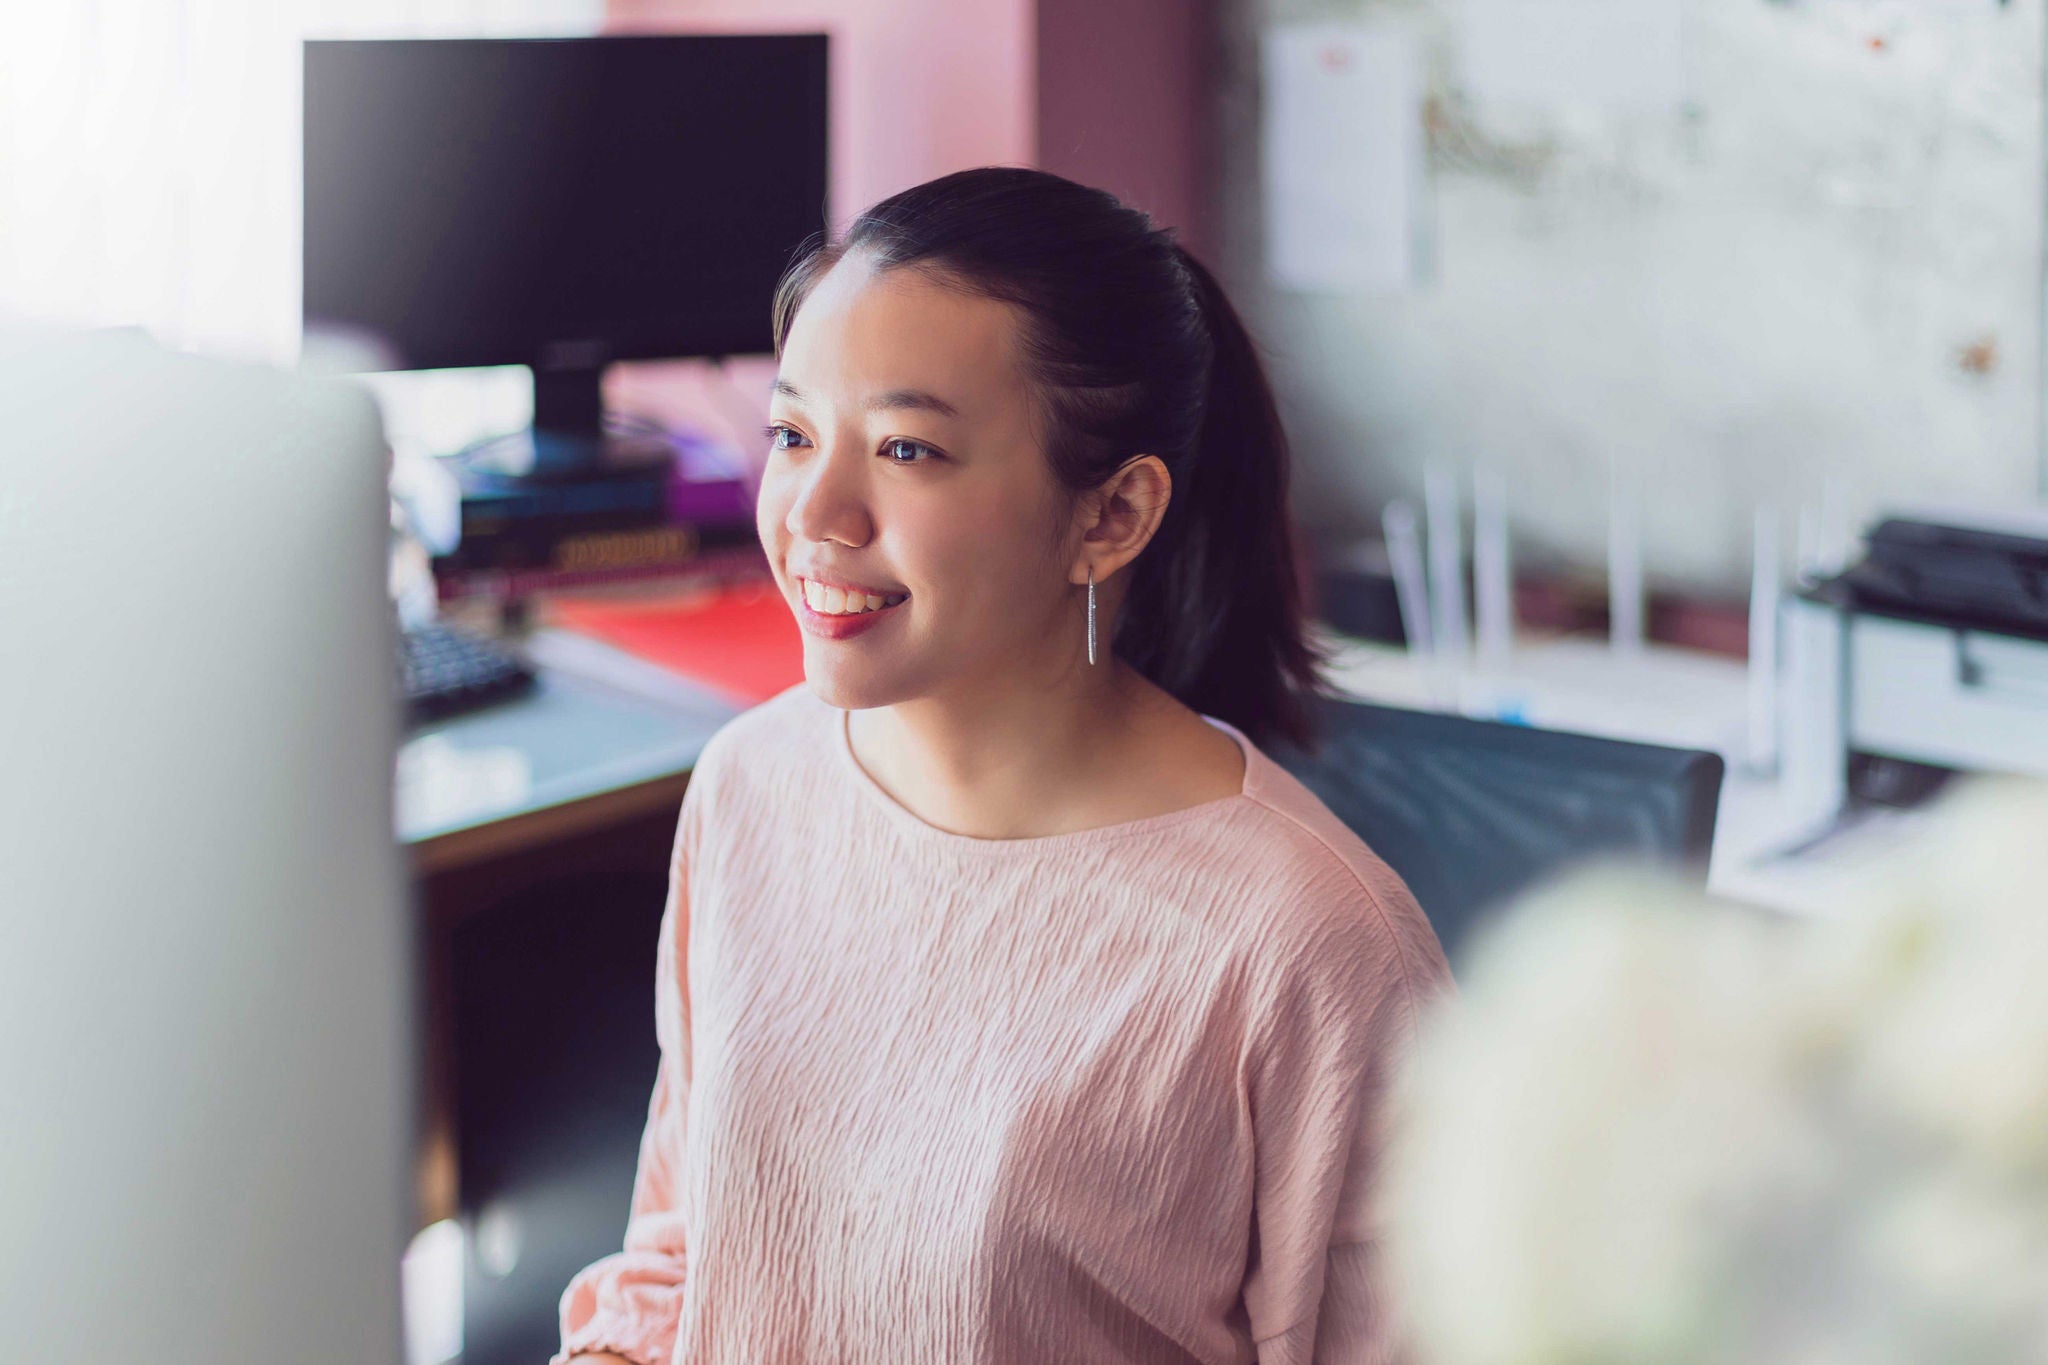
[777,255,1033,420]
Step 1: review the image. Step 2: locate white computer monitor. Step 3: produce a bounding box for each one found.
[0,326,412,1365]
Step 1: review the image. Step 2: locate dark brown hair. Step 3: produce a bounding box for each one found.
[771,166,1331,750]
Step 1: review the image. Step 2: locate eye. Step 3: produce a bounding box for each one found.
[763,423,810,452]
[883,438,939,465]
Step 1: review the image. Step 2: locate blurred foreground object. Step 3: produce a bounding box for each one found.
[1388,777,2048,1365]
[0,327,412,1364]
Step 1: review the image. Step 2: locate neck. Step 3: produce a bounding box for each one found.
[849,653,1177,840]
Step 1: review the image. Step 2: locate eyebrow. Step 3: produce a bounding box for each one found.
[772,379,962,421]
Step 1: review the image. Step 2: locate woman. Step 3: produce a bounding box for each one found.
[554,167,1452,1365]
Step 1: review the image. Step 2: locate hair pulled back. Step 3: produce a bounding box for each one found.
[771,166,1331,750]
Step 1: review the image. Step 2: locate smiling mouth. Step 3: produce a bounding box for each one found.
[796,577,910,617]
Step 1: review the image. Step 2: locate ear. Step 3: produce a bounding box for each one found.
[1070,454,1171,585]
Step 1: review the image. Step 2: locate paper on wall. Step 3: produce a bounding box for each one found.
[1451,0,1687,114]
[1262,22,1429,295]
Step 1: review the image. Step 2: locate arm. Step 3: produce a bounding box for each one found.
[549,800,698,1365]
[1241,907,1448,1364]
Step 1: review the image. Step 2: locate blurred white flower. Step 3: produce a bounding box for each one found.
[1840,781,2048,1181]
[1387,778,2048,1365]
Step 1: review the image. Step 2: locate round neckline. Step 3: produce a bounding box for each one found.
[833,702,1256,857]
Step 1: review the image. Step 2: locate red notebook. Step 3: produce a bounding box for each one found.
[545,579,805,707]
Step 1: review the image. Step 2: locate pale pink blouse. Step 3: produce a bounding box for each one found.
[554,683,1452,1365]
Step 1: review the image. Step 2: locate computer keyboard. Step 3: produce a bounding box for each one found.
[401,618,536,724]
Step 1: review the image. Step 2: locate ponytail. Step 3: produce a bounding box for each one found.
[772,168,1334,750]
[1113,245,1331,750]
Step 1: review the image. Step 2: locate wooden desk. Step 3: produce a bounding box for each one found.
[401,629,742,871]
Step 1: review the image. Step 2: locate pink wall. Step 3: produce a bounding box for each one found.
[1035,0,1210,255]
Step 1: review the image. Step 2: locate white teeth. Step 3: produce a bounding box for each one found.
[800,579,907,616]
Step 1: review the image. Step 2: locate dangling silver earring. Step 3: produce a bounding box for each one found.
[1086,565,1097,665]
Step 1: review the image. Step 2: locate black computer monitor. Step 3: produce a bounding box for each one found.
[303,34,828,480]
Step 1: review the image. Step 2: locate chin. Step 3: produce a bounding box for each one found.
[800,656,913,713]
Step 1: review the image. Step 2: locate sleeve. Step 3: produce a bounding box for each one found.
[550,787,700,1365]
[1240,896,1450,1364]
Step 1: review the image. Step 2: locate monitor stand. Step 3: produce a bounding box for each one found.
[453,363,675,484]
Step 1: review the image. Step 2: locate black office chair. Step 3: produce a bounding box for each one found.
[1266,693,1726,972]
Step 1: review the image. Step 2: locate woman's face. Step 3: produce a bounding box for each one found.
[756,254,1083,711]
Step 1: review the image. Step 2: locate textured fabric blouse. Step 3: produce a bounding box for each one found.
[553,683,1453,1365]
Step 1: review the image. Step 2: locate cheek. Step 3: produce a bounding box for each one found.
[753,466,791,548]
[911,518,1048,608]
[889,499,981,581]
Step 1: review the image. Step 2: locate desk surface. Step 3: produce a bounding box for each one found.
[398,628,742,874]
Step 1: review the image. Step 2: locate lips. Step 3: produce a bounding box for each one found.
[793,584,908,641]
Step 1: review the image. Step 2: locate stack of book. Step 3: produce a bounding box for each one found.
[432,427,768,601]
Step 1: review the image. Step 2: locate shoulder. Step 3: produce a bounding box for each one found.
[1219,738,1453,1036]
[683,681,832,813]
[691,681,827,776]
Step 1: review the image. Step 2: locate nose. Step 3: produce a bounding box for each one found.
[785,436,873,548]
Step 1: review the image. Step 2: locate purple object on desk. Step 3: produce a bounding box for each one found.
[667,429,755,526]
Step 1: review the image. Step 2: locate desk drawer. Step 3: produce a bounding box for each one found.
[1849,615,2048,777]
